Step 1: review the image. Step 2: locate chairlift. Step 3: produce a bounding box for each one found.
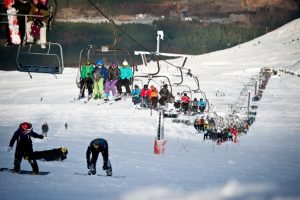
[134,31,195,97]
[16,42,64,74]
[1,0,64,75]
[76,44,135,88]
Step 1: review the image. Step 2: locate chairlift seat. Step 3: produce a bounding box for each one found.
[18,64,62,74]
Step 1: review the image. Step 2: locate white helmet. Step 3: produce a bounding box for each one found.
[122,60,128,66]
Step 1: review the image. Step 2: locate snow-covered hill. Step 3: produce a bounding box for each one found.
[0,19,299,200]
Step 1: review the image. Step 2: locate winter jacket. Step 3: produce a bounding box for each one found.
[86,138,109,165]
[150,87,158,99]
[41,124,48,132]
[132,88,141,97]
[119,66,133,80]
[100,66,108,81]
[199,99,206,107]
[181,95,191,103]
[141,88,151,98]
[159,88,170,99]
[192,100,198,106]
[9,128,44,148]
[28,2,48,22]
[92,66,103,82]
[80,65,94,79]
[107,67,120,81]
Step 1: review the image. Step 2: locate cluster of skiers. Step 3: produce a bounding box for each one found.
[79,59,133,100]
[4,0,53,48]
[7,122,111,176]
[193,113,250,144]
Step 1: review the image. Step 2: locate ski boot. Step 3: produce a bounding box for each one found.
[106,168,112,176]
[88,164,96,175]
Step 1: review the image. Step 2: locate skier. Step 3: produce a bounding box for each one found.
[192,98,198,112]
[104,61,120,99]
[92,59,104,99]
[26,0,48,48]
[79,61,94,99]
[7,122,45,174]
[116,60,133,96]
[198,98,206,113]
[181,93,191,114]
[86,138,112,176]
[150,85,159,110]
[131,84,141,105]
[141,84,151,108]
[41,122,48,137]
[159,84,170,107]
[173,92,181,109]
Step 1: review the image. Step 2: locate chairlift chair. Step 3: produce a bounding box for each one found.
[16,42,64,74]
[76,45,135,88]
[1,0,63,74]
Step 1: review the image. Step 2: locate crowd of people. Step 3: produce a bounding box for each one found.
[193,114,243,143]
[4,0,52,48]
[79,59,133,100]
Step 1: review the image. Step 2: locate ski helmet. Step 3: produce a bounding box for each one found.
[122,60,128,66]
[96,59,104,66]
[20,122,32,134]
[111,61,118,67]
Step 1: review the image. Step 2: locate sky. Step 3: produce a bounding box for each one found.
[0,19,299,200]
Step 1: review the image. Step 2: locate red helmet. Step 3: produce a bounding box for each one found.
[20,122,32,134]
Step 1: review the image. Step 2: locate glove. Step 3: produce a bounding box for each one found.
[87,160,91,169]
[7,146,13,152]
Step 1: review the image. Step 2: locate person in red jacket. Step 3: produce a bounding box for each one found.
[181,93,191,114]
[8,122,45,174]
[141,84,151,108]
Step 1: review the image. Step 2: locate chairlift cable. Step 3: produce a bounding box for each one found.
[87,0,181,69]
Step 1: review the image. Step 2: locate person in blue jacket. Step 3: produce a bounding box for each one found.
[86,138,112,176]
[117,60,133,95]
[131,84,141,105]
[8,122,45,174]
[199,98,206,113]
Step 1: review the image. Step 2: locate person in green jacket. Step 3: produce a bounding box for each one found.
[117,60,133,95]
[79,61,94,99]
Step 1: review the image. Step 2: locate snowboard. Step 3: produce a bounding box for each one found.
[33,147,68,161]
[5,0,21,45]
[74,172,125,179]
[0,168,50,175]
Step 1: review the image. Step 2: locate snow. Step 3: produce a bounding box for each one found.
[0,18,300,200]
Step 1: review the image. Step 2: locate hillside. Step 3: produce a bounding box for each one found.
[57,0,299,24]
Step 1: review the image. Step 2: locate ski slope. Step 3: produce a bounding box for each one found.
[0,19,300,200]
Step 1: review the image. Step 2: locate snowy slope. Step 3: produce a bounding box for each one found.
[0,19,300,200]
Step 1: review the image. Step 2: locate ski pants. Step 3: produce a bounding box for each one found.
[80,78,93,97]
[26,21,47,45]
[93,78,104,98]
[90,151,110,171]
[116,79,131,94]
[14,145,38,173]
[104,80,118,97]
